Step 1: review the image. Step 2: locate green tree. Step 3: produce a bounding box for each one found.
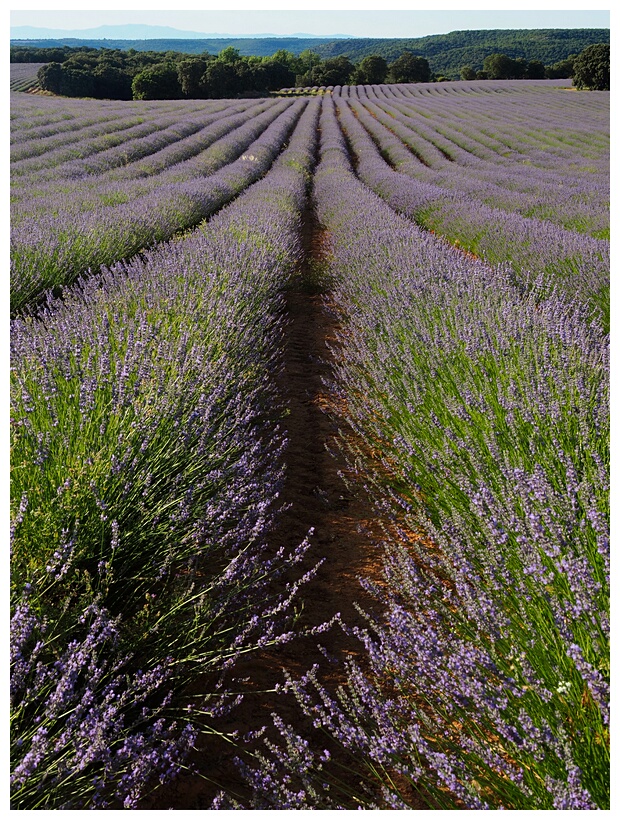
[93,64,133,99]
[59,68,96,98]
[200,60,241,98]
[545,55,576,79]
[295,50,325,86]
[525,60,546,80]
[235,59,268,94]
[132,63,182,100]
[387,52,431,83]
[357,54,388,84]
[572,43,610,90]
[37,62,63,94]
[217,46,241,64]
[177,58,209,97]
[483,53,517,80]
[261,56,296,90]
[269,49,298,72]
[310,56,355,87]
[298,49,321,71]
[512,57,529,79]
[460,64,477,80]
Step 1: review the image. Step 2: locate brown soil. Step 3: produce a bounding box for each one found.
[141,202,414,809]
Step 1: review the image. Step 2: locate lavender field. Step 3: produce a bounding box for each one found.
[10,79,609,809]
[9,62,45,92]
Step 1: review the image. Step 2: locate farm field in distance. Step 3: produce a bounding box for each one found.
[10,77,609,810]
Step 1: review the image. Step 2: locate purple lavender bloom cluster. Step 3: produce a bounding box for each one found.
[11,590,197,809]
[10,98,321,809]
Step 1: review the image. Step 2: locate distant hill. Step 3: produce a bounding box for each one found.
[12,24,218,40]
[10,24,354,40]
[308,29,610,77]
[10,37,344,58]
[10,28,609,78]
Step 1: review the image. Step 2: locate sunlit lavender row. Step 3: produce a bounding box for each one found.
[11,97,305,313]
[322,95,609,808]
[333,93,609,327]
[338,82,609,237]
[9,62,45,92]
[234,94,609,810]
[10,95,323,809]
[10,100,235,168]
[10,98,271,183]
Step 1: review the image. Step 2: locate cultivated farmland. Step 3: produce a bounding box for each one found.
[10,79,609,810]
[10,62,45,92]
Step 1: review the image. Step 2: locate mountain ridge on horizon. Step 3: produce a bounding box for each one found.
[10,24,356,40]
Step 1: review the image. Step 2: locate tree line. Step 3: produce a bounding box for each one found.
[30,47,433,99]
[461,44,609,90]
[16,42,609,100]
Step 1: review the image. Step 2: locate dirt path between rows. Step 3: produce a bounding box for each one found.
[142,200,413,809]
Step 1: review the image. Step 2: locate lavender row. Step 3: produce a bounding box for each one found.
[379,81,609,163]
[10,99,278,204]
[334,96,609,326]
[91,101,269,183]
[344,85,608,239]
[10,96,322,810]
[375,84,609,184]
[11,98,305,314]
[9,65,44,93]
[376,85,608,215]
[348,86,609,236]
[11,103,186,161]
[10,100,285,215]
[9,92,193,140]
[10,99,235,170]
[347,89,571,202]
[10,99,269,185]
[358,83,608,192]
[241,96,608,810]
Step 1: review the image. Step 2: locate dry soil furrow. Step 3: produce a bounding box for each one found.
[142,201,386,809]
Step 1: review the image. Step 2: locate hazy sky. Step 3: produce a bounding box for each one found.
[9,2,611,38]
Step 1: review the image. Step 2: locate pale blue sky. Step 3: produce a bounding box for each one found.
[9,3,611,39]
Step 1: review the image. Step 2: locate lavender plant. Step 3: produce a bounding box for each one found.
[11,582,198,809]
[10,63,46,91]
[11,81,609,810]
[245,96,608,810]
[10,98,322,809]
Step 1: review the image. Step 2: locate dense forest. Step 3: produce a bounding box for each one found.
[309,28,610,76]
[11,27,609,79]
